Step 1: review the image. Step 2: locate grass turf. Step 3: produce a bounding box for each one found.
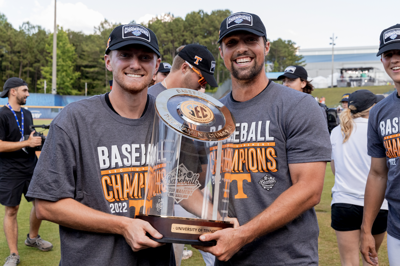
[0,164,390,265]
[311,85,395,107]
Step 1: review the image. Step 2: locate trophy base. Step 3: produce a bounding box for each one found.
[136,215,233,246]
[147,234,216,246]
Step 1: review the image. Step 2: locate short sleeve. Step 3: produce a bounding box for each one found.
[367,110,386,158]
[26,123,77,201]
[330,126,341,161]
[286,96,332,164]
[0,113,7,141]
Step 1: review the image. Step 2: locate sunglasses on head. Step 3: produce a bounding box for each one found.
[185,61,207,87]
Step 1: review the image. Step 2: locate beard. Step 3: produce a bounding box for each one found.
[231,57,264,81]
[16,95,26,105]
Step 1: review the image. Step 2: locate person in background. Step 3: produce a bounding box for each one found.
[0,77,53,266]
[340,93,350,110]
[330,90,388,266]
[360,24,400,266]
[278,65,327,121]
[148,44,218,98]
[154,62,171,84]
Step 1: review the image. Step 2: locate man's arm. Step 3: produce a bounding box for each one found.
[360,157,388,266]
[0,131,41,152]
[35,198,165,252]
[195,161,326,261]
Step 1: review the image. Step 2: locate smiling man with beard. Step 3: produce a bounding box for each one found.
[25,24,176,266]
[195,12,331,265]
[0,77,53,266]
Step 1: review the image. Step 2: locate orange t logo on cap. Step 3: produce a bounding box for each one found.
[194,56,203,65]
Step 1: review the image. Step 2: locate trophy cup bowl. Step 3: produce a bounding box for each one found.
[136,88,235,246]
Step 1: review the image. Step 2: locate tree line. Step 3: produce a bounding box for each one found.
[0,10,304,96]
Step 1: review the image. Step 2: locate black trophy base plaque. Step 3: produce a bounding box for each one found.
[136,215,233,246]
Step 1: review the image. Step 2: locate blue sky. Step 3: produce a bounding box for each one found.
[1,0,398,49]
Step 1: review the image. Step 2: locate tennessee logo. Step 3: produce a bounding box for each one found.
[194,56,202,65]
[106,37,111,49]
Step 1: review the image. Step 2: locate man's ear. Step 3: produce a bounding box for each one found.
[219,45,223,58]
[155,58,161,75]
[105,53,113,72]
[264,41,270,56]
[9,88,17,97]
[181,62,190,74]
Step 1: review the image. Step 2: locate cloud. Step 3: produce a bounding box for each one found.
[136,13,173,25]
[26,1,104,34]
[0,0,4,8]
[136,14,156,25]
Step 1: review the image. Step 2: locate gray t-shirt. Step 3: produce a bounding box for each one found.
[27,94,173,266]
[215,82,331,266]
[148,82,166,98]
[368,91,400,240]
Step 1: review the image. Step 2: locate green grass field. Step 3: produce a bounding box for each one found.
[311,85,395,107]
[0,164,390,265]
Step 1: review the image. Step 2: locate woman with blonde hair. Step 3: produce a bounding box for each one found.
[330,90,388,265]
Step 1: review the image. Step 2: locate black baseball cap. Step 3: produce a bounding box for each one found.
[1,77,28,98]
[277,66,308,81]
[348,90,377,114]
[218,12,266,43]
[178,44,218,87]
[376,94,385,102]
[105,24,160,57]
[158,62,172,73]
[377,24,400,56]
[340,93,350,102]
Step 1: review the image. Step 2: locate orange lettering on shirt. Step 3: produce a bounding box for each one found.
[266,147,277,172]
[232,149,239,172]
[248,148,258,172]
[111,174,123,201]
[122,173,130,201]
[257,148,267,172]
[393,139,399,158]
[239,149,245,172]
[101,176,115,202]
[129,173,139,198]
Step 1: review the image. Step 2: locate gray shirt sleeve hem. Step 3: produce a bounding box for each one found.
[288,157,332,164]
[25,192,71,202]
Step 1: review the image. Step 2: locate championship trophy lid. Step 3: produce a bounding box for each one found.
[155,88,235,142]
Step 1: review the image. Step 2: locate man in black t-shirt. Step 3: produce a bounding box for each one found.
[0,77,53,266]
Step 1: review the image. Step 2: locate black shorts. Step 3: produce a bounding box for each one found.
[331,203,388,235]
[0,176,33,207]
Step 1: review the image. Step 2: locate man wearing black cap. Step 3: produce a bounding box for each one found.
[361,24,400,265]
[278,65,328,123]
[148,44,218,98]
[0,77,53,266]
[26,24,175,266]
[154,62,171,84]
[195,12,331,265]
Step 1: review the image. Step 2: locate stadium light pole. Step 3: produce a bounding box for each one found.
[330,34,337,88]
[52,0,57,94]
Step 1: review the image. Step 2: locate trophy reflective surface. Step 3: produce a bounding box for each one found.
[136,88,235,246]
